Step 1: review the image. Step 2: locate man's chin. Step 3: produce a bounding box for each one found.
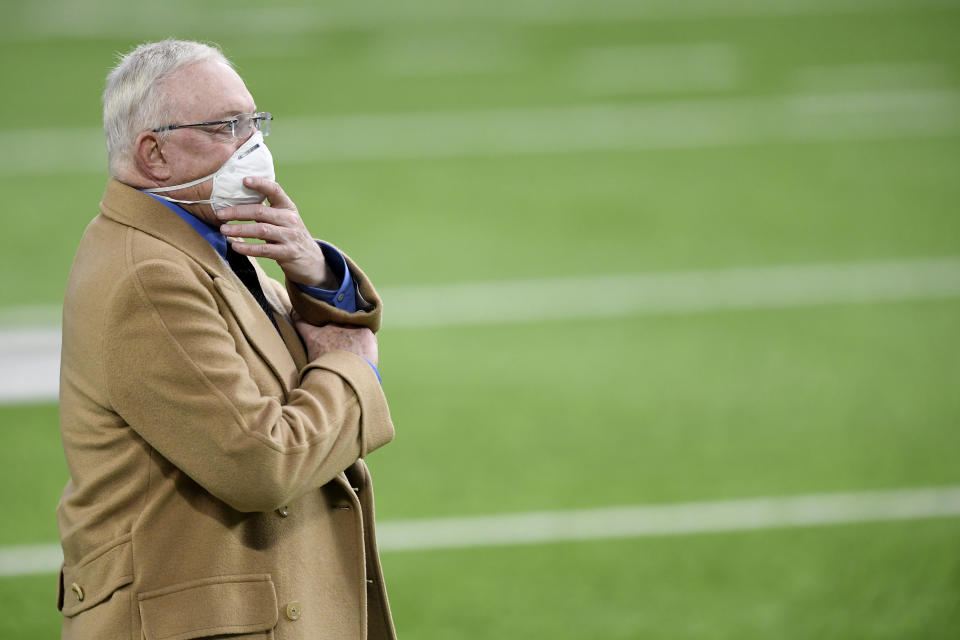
[181,201,218,225]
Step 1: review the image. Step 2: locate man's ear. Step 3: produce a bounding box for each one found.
[134,131,172,182]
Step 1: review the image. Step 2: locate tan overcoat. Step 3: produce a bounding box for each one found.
[57,179,397,639]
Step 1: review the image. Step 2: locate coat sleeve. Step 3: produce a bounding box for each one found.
[285,244,383,331]
[102,255,394,513]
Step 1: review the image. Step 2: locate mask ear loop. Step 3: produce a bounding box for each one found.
[147,193,217,206]
[144,170,217,194]
[144,171,218,206]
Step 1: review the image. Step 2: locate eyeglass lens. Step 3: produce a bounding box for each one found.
[235,113,271,138]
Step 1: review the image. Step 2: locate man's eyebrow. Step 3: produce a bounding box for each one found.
[208,111,240,121]
[209,107,257,120]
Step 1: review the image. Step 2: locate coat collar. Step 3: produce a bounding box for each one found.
[99,178,303,393]
[100,178,227,276]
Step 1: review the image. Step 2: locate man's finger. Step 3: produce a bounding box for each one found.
[244,176,295,210]
[220,221,288,242]
[216,202,283,224]
[226,238,289,260]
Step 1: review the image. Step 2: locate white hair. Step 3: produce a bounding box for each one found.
[103,39,232,178]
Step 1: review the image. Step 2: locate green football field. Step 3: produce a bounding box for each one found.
[2,0,959,637]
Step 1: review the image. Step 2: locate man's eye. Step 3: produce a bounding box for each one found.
[200,125,231,138]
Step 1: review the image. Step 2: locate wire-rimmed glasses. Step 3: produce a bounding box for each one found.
[152,111,272,138]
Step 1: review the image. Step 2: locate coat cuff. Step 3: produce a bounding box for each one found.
[299,350,394,458]
[287,242,382,332]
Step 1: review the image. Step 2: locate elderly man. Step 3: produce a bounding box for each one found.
[57,39,396,639]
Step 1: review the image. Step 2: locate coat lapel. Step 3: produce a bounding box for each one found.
[213,276,300,394]
[99,179,301,395]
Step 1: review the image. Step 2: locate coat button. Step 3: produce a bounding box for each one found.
[71,582,84,602]
[337,293,345,302]
[278,505,291,517]
[285,601,302,621]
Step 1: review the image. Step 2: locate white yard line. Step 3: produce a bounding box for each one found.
[379,486,960,551]
[3,485,960,577]
[792,62,957,93]
[367,33,526,77]
[1,256,959,405]
[0,328,61,405]
[0,257,960,405]
[571,43,743,96]
[383,257,960,328]
[274,90,960,162]
[2,89,958,175]
[3,0,957,39]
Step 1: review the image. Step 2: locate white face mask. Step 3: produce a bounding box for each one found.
[144,131,275,211]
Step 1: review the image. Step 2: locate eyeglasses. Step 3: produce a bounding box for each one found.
[152,111,272,139]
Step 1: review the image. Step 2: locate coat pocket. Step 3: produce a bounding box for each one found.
[60,533,134,617]
[138,574,278,640]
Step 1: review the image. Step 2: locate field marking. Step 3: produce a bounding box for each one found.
[572,43,742,96]
[3,0,958,39]
[382,256,960,329]
[368,32,526,77]
[3,485,959,577]
[271,89,960,162]
[380,486,960,551]
[1,256,958,405]
[793,62,958,93]
[2,89,958,175]
[0,328,61,405]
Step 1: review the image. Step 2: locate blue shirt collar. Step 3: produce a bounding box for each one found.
[144,192,228,259]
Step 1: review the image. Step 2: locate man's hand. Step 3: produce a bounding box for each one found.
[294,313,379,367]
[216,177,336,288]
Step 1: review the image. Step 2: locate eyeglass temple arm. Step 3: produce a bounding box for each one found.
[152,114,270,133]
